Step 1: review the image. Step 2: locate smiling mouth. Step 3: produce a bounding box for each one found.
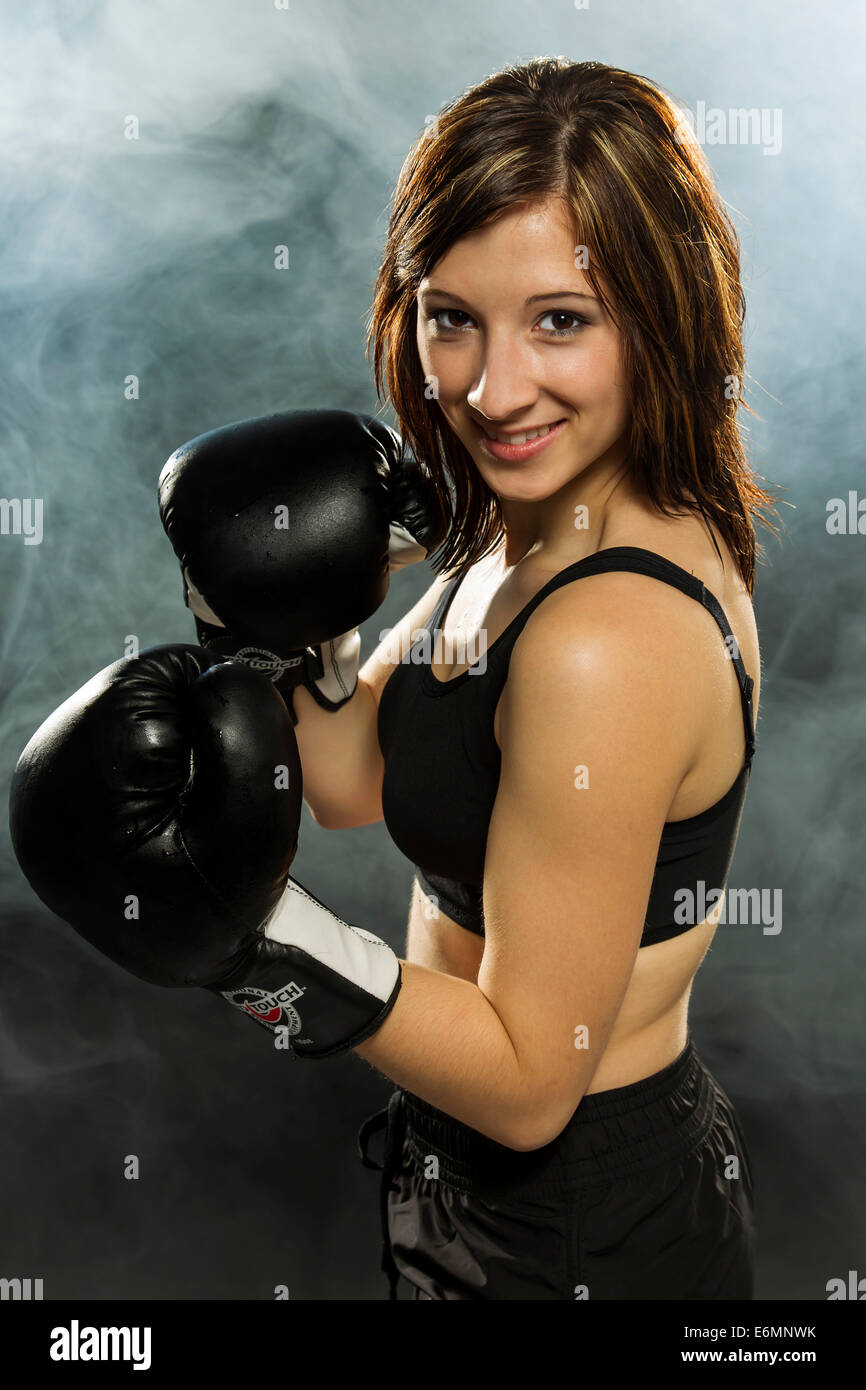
[475,418,566,445]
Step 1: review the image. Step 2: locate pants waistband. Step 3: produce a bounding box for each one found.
[399,1036,715,1198]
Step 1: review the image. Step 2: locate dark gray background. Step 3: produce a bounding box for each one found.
[1,0,863,1300]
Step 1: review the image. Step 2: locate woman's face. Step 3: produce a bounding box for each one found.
[415,195,631,504]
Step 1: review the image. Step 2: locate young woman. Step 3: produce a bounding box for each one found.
[293,57,779,1299]
[8,56,779,1304]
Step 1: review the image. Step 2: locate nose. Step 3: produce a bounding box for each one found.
[466,334,541,423]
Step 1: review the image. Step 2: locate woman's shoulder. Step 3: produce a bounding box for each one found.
[511,500,760,723]
[506,501,740,627]
[601,498,760,692]
[600,494,744,603]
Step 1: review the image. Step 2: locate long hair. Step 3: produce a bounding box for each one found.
[365,57,782,594]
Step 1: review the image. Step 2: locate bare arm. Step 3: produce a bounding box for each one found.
[293,569,449,830]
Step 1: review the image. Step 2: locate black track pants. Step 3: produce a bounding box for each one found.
[358,1036,755,1300]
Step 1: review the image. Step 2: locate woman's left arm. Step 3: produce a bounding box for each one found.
[354,577,701,1151]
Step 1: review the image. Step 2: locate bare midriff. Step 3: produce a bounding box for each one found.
[406,875,718,1095]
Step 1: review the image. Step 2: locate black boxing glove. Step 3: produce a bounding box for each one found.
[158,409,446,721]
[8,646,401,1058]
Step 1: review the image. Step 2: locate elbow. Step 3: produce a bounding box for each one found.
[482,1111,546,1154]
[505,1096,581,1153]
[504,1124,558,1154]
[307,805,351,831]
[307,802,383,831]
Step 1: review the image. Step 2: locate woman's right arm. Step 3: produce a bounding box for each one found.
[292,571,449,829]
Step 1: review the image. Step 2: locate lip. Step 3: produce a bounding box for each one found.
[474,418,567,462]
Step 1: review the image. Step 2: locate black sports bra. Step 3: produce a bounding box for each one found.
[377,546,757,947]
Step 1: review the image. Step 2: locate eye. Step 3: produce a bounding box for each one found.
[537,310,588,337]
[428,308,472,332]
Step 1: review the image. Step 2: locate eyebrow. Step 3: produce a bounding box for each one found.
[419,287,599,306]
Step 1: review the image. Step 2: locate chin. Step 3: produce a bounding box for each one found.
[481,464,573,502]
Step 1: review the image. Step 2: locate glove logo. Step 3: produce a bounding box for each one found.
[235,646,306,682]
[221,982,305,1034]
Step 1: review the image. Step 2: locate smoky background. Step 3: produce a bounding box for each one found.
[0,0,863,1299]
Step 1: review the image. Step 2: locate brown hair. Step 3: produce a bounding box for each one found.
[365,57,783,595]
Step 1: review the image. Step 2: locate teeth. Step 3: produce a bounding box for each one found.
[486,422,558,445]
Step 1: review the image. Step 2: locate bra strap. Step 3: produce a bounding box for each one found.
[692,582,757,766]
[522,547,757,766]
